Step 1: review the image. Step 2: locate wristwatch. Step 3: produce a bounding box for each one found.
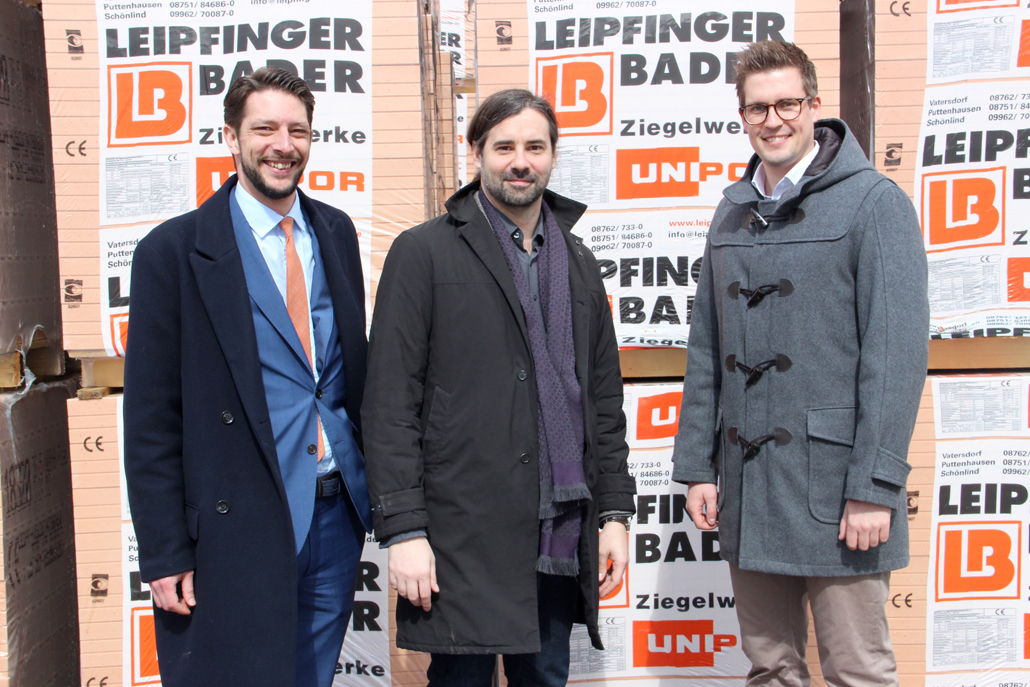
[602,515,631,532]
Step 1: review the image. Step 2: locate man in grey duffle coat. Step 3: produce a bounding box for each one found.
[673,41,928,686]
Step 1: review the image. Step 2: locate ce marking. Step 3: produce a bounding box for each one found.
[588,145,600,153]
[890,1,912,16]
[65,140,87,157]
[86,679,109,687]
[83,436,104,452]
[891,593,913,608]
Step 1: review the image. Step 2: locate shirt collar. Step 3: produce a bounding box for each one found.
[751,141,821,200]
[234,181,306,238]
[485,196,545,251]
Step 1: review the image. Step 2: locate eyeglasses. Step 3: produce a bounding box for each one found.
[739,97,812,125]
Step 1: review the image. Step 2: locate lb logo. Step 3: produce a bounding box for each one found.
[936,521,1021,601]
[130,607,161,685]
[922,168,1005,252]
[108,63,192,147]
[536,53,613,136]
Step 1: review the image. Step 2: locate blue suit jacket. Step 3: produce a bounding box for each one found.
[230,192,370,551]
[123,175,370,687]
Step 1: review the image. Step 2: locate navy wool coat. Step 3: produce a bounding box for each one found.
[123,176,369,687]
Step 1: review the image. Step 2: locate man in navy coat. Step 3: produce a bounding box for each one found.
[123,67,372,687]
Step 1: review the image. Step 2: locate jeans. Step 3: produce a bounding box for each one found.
[426,573,579,687]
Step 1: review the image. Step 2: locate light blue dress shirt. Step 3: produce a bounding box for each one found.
[234,183,338,476]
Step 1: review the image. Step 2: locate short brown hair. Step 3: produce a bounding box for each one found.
[467,88,559,154]
[223,67,315,131]
[733,41,818,106]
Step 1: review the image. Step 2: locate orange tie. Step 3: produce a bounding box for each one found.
[281,217,325,461]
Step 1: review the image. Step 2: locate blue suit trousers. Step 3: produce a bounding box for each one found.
[295,491,366,687]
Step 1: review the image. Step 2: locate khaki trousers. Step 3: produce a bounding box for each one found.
[729,565,898,687]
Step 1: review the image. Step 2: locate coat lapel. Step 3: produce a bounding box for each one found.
[562,232,591,388]
[189,177,286,498]
[299,192,369,438]
[452,194,531,348]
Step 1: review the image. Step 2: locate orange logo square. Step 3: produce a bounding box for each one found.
[131,607,161,685]
[197,156,236,207]
[110,313,130,358]
[108,63,192,148]
[1008,258,1030,302]
[922,167,1006,253]
[536,53,613,136]
[935,521,1021,601]
[636,392,682,441]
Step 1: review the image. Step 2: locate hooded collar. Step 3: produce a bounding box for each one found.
[723,118,872,210]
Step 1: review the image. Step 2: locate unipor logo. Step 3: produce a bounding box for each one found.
[536,53,613,136]
[633,620,736,668]
[636,391,682,441]
[617,147,715,200]
[108,63,192,147]
[936,521,1021,601]
[922,167,1005,252]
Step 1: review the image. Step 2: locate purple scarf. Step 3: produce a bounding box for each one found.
[477,191,590,576]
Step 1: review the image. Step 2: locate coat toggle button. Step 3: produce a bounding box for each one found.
[216,500,230,514]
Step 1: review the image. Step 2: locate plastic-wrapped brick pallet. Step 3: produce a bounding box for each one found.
[0,379,79,687]
[43,0,426,365]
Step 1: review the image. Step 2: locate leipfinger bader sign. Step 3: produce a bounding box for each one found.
[94,1,374,358]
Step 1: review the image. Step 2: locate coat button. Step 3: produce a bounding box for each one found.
[518,370,527,381]
[221,411,234,425]
[216,500,230,514]
[307,444,318,455]
[315,389,322,399]
[520,453,531,464]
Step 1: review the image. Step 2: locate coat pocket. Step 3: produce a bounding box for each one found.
[422,386,453,467]
[807,407,856,524]
[185,503,200,541]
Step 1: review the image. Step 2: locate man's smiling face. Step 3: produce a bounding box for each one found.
[741,67,821,183]
[224,88,312,213]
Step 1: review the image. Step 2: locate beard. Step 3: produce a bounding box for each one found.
[240,154,304,200]
[480,166,550,209]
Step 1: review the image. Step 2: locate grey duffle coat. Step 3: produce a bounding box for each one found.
[672,119,929,576]
[362,182,637,653]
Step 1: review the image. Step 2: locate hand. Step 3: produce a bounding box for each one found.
[388,537,439,612]
[838,499,892,551]
[150,570,196,615]
[687,482,718,530]
[598,521,629,599]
